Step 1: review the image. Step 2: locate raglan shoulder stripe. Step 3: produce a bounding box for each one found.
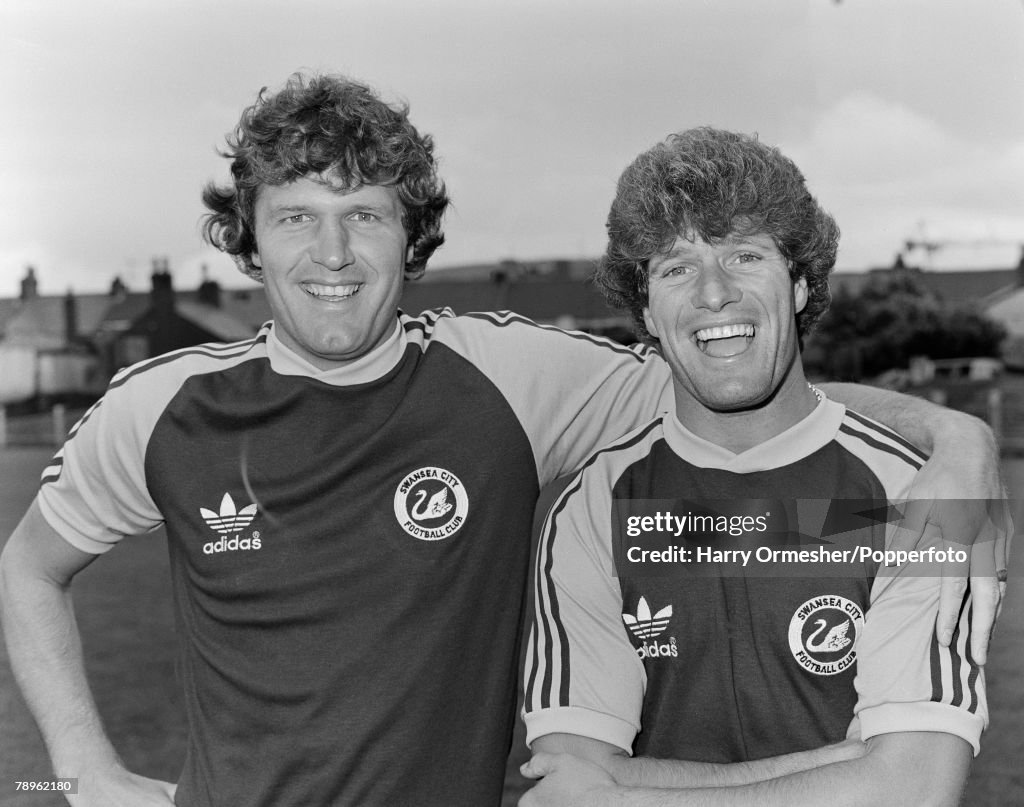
[37,409,97,486]
[40,443,69,486]
[40,394,108,484]
[42,332,268,488]
[460,310,654,362]
[400,307,455,344]
[107,332,266,391]
[843,410,928,464]
[838,419,924,471]
[526,418,664,713]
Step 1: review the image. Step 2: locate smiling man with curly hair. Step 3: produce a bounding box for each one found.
[522,128,987,807]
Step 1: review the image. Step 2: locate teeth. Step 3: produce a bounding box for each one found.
[302,283,361,300]
[695,324,754,341]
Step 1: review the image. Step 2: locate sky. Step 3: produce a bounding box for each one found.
[2,0,1023,299]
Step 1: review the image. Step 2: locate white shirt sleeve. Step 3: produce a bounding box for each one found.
[523,457,647,753]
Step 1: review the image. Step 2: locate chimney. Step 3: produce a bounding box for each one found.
[150,257,176,357]
[20,266,39,301]
[64,289,78,344]
[109,275,128,298]
[197,264,221,308]
[151,257,174,307]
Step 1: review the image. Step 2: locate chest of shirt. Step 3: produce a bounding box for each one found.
[142,349,540,609]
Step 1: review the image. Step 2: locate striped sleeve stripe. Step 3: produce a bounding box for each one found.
[40,446,66,486]
[838,423,924,471]
[39,395,105,486]
[42,335,264,486]
[461,310,653,362]
[965,616,981,715]
[526,420,663,714]
[844,410,928,464]
[106,335,264,392]
[400,307,455,341]
[533,472,583,710]
[64,396,105,441]
[929,590,981,713]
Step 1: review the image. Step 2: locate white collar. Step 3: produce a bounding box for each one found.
[265,320,407,386]
[661,396,846,472]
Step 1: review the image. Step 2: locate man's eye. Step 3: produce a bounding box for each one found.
[283,214,312,224]
[735,252,761,264]
[663,265,691,277]
[350,211,378,223]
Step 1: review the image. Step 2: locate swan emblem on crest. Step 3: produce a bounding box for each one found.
[806,618,851,653]
[411,487,453,521]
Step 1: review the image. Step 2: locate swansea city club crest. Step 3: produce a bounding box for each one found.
[393,466,469,541]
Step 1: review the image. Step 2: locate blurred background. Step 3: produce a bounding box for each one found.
[1,1,1022,804]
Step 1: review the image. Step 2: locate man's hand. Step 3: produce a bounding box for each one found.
[68,767,176,807]
[821,384,1012,664]
[895,492,1013,665]
[520,753,618,807]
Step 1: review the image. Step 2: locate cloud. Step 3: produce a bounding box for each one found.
[787,92,1024,269]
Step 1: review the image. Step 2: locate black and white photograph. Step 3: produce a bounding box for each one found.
[1,2,1021,805]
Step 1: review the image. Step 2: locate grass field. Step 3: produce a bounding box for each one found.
[1,447,1021,806]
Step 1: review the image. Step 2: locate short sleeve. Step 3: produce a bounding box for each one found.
[37,366,170,553]
[853,525,987,755]
[522,460,647,753]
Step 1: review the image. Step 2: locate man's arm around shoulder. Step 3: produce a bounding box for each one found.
[0,499,176,806]
[819,381,1010,664]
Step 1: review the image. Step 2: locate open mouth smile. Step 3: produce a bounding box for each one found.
[694,323,755,358]
[301,283,362,302]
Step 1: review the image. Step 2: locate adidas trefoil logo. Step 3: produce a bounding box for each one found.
[201,493,257,534]
[200,493,261,555]
[622,596,672,639]
[623,596,678,660]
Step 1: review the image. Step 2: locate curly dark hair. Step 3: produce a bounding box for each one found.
[595,127,839,344]
[201,73,449,281]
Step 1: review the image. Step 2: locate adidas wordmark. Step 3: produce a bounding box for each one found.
[200,492,261,554]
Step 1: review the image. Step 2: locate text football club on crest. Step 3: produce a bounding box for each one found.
[393,466,469,541]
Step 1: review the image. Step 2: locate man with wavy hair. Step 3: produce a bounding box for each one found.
[0,78,1006,807]
[521,128,992,807]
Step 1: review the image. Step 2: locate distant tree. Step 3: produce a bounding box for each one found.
[805,272,1005,381]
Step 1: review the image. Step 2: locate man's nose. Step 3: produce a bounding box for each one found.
[694,264,741,311]
[311,221,353,271]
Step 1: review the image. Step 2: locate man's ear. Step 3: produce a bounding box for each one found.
[251,251,262,269]
[794,276,808,313]
[642,307,660,339]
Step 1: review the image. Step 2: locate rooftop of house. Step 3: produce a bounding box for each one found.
[3,253,1023,349]
[0,264,272,350]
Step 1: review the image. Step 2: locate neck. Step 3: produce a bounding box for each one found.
[268,319,405,384]
[673,363,818,454]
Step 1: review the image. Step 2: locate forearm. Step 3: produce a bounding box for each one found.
[610,740,863,788]
[597,760,890,807]
[590,734,968,807]
[0,551,118,775]
[818,382,993,454]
